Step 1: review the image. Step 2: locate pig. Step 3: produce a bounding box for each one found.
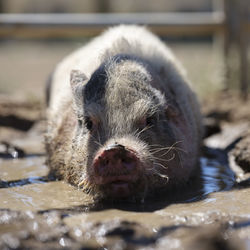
[45,25,203,202]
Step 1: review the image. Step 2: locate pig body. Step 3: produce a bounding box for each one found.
[46,25,203,202]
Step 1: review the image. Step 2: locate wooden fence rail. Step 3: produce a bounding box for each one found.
[0,12,225,38]
[0,10,249,98]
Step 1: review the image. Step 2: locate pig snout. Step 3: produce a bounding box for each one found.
[92,144,141,197]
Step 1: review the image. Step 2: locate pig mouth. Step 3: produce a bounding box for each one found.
[93,174,140,198]
[94,174,139,185]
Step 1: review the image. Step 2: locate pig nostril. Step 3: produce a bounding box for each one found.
[121,157,133,164]
[120,156,137,171]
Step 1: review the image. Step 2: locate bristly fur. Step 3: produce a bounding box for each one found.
[46,25,204,202]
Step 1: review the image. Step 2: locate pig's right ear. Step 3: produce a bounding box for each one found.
[70,70,88,91]
[70,70,88,106]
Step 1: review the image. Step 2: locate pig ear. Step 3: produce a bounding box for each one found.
[70,70,88,90]
[70,70,88,107]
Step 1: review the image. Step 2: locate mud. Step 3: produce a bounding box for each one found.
[0,92,250,249]
[231,134,250,173]
[0,96,42,131]
[0,208,249,249]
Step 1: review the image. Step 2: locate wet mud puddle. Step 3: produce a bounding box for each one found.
[0,140,250,249]
[0,153,235,211]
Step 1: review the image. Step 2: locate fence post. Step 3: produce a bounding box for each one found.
[223,0,237,91]
[223,0,249,99]
[238,0,249,100]
[223,0,230,91]
[97,0,110,13]
[0,0,3,13]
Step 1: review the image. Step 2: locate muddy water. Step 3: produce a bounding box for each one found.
[0,157,93,211]
[0,152,235,212]
[0,135,250,249]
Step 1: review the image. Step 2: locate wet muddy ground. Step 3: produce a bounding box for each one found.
[0,92,250,249]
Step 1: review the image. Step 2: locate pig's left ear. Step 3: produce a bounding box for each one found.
[70,70,88,90]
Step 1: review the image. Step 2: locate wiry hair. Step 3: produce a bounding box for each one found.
[46,25,204,202]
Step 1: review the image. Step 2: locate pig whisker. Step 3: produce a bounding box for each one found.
[150,141,183,148]
[134,125,153,138]
[176,150,184,169]
[149,147,174,156]
[149,141,184,153]
[97,130,103,146]
[153,161,168,170]
[93,140,103,147]
[157,173,169,180]
[149,142,187,160]
[152,147,185,158]
[149,152,176,163]
[150,165,169,180]
[163,153,176,162]
[78,179,93,194]
[89,132,103,147]
[148,141,181,148]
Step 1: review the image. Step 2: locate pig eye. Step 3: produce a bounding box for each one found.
[139,115,154,129]
[84,116,93,131]
[146,116,154,126]
[78,119,83,127]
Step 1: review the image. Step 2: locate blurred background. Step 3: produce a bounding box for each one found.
[0,0,248,102]
[1,0,215,13]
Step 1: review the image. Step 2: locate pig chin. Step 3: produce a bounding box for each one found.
[96,176,143,199]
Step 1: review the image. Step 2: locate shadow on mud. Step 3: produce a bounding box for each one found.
[0,176,54,189]
[0,114,35,131]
